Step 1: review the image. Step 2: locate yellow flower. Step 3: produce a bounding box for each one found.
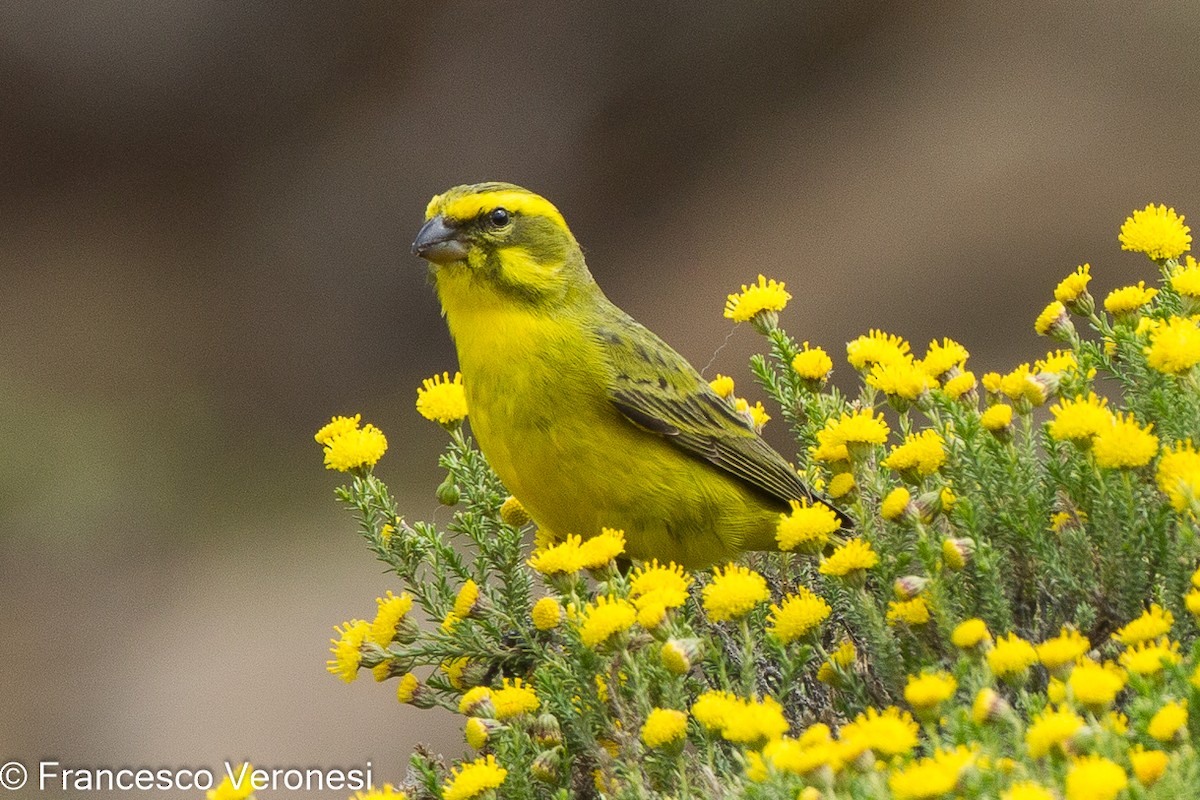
[370,590,414,646]
[350,785,408,800]
[578,527,626,569]
[1047,393,1113,443]
[886,596,931,626]
[630,560,692,612]
[1156,440,1200,512]
[952,618,991,650]
[690,690,739,732]
[692,691,789,746]
[1147,700,1187,742]
[416,371,468,425]
[457,686,493,716]
[918,338,969,380]
[1036,627,1090,673]
[1171,255,1200,297]
[943,537,972,569]
[708,373,735,398]
[660,639,696,674]
[762,734,842,777]
[1035,300,1071,337]
[576,595,637,649]
[943,371,977,399]
[981,371,1003,393]
[1026,706,1086,758]
[1146,315,1200,374]
[442,754,507,800]
[1035,348,1077,375]
[1187,588,1200,620]
[828,471,856,498]
[702,563,769,621]
[1104,281,1159,317]
[1112,604,1174,646]
[999,364,1046,406]
[734,397,771,431]
[1103,710,1129,734]
[1066,755,1127,800]
[315,414,361,445]
[768,587,832,644]
[887,746,975,800]
[207,765,256,800]
[725,274,791,323]
[881,486,913,521]
[821,408,891,448]
[847,329,911,369]
[867,358,935,401]
[987,633,1038,680]
[395,672,421,705]
[817,640,857,684]
[776,498,841,552]
[464,718,492,750]
[531,596,563,630]
[320,416,388,472]
[981,403,1014,432]
[882,429,947,478]
[499,496,532,527]
[637,600,667,628]
[1002,781,1055,800]
[1067,660,1125,710]
[904,672,957,713]
[839,706,919,758]
[442,657,471,691]
[326,619,371,683]
[971,688,1008,724]
[453,579,481,619]
[792,342,834,382]
[1119,203,1192,261]
[491,677,540,720]
[1128,746,1169,786]
[640,708,688,749]
[1118,637,1181,675]
[526,534,585,574]
[1092,413,1158,468]
[819,538,879,577]
[1055,263,1093,304]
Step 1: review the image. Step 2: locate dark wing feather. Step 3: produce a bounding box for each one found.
[596,310,848,525]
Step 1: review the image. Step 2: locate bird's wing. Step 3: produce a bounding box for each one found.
[595,311,842,517]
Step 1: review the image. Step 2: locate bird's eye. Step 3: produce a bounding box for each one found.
[487,208,511,228]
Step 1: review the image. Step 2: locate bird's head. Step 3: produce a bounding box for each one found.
[412,182,592,308]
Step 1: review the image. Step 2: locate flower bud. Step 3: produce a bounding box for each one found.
[396,672,437,709]
[384,613,417,644]
[531,747,563,784]
[942,537,975,570]
[499,495,531,526]
[450,659,492,691]
[531,713,564,747]
[971,687,1011,724]
[914,490,945,522]
[893,575,930,600]
[661,638,701,675]
[436,474,461,506]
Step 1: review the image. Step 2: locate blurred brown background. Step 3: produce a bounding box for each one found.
[3,1,1199,793]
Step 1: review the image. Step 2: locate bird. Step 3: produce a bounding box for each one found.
[411,182,849,568]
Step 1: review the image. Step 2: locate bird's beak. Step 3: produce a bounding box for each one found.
[412,215,469,264]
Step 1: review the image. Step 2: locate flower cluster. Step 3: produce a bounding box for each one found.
[313,203,1200,799]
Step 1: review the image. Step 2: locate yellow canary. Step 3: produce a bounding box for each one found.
[412,182,848,567]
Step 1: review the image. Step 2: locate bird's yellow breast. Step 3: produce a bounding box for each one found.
[436,270,779,567]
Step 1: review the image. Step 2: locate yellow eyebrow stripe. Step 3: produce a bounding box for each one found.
[427,189,567,232]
